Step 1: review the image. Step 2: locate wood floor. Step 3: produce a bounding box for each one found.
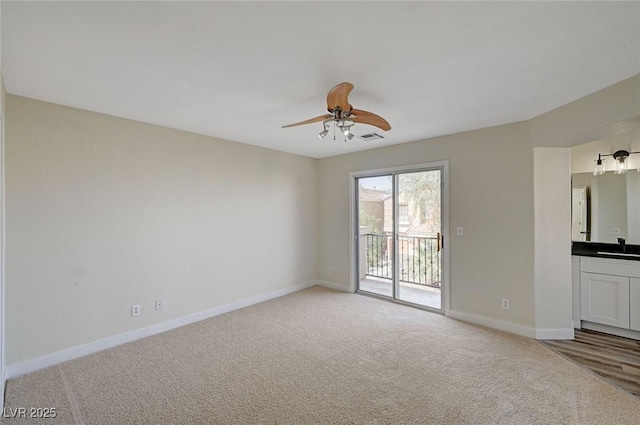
[542,329,640,398]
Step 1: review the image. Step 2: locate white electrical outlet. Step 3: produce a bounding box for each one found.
[155,299,164,311]
[501,298,510,310]
[611,227,621,235]
[456,226,464,236]
[328,267,333,275]
[131,304,141,317]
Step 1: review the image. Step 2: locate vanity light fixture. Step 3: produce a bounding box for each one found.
[593,149,640,176]
[594,154,605,175]
[613,150,630,175]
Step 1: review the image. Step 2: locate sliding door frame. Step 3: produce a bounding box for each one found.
[349,161,450,315]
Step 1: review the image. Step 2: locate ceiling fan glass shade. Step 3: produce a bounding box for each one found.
[350,109,391,131]
[336,119,354,136]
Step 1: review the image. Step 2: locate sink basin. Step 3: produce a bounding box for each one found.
[596,251,640,258]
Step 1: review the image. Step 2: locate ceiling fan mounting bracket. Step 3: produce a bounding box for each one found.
[329,105,353,120]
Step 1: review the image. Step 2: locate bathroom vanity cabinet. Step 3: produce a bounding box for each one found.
[574,254,640,337]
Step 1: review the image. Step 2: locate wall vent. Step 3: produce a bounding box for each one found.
[357,132,385,141]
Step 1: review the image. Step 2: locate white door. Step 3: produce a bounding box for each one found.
[572,186,588,241]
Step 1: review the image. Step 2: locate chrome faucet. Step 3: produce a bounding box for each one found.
[618,237,626,252]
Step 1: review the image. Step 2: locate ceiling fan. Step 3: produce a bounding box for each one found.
[282,82,391,140]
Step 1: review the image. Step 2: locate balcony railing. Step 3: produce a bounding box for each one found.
[364,233,441,288]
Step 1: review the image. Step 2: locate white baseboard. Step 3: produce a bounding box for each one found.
[0,367,5,412]
[582,321,640,340]
[6,281,316,379]
[315,280,351,292]
[534,327,575,340]
[447,310,574,340]
[447,309,536,338]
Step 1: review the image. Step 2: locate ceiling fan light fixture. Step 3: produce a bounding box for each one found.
[318,128,329,139]
[347,132,355,141]
[337,119,354,138]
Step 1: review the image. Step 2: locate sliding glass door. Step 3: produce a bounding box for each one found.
[357,175,394,298]
[356,166,444,311]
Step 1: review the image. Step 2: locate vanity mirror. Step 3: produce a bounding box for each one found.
[571,130,640,244]
[571,171,640,244]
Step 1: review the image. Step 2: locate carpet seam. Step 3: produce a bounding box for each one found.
[59,366,86,425]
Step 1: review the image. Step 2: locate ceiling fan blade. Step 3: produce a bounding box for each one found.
[351,109,391,131]
[326,82,354,112]
[281,114,332,128]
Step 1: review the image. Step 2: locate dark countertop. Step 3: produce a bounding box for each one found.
[572,241,640,261]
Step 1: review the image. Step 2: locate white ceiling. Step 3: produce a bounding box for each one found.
[2,1,639,158]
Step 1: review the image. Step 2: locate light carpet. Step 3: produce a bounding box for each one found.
[3,286,640,424]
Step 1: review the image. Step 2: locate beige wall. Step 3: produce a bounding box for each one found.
[318,122,536,328]
[5,96,318,364]
[530,74,640,148]
[533,148,573,334]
